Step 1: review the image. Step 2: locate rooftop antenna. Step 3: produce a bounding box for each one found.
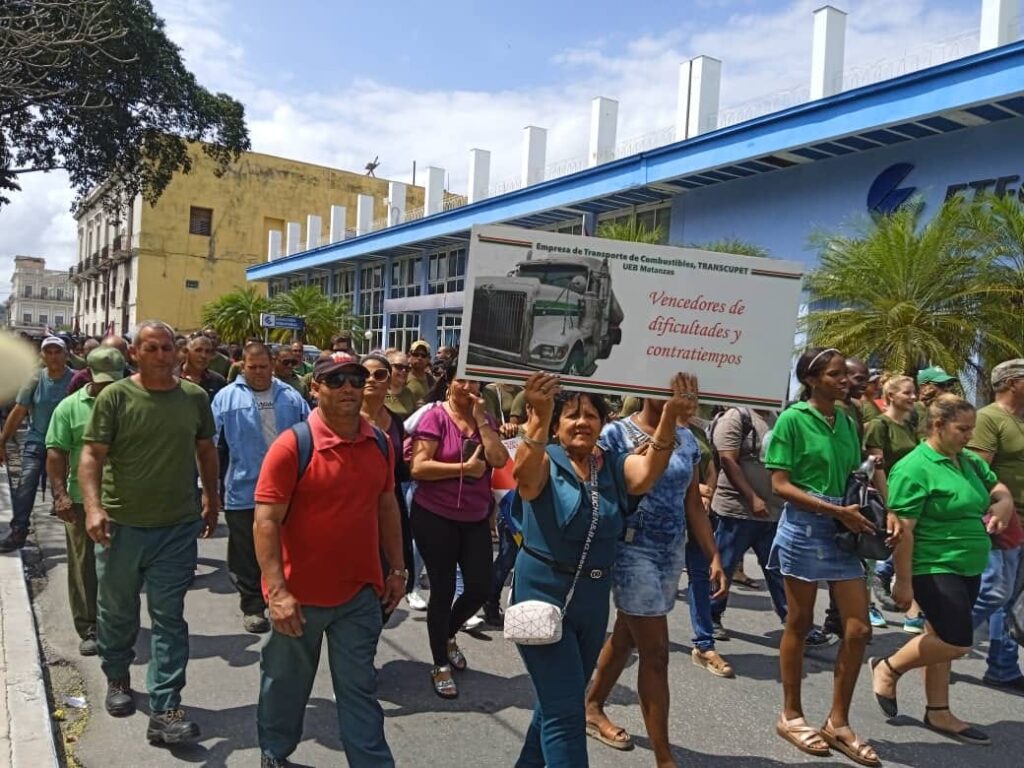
[364,156,380,177]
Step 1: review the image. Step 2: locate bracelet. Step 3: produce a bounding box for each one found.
[649,439,672,451]
[521,435,546,448]
[388,569,408,580]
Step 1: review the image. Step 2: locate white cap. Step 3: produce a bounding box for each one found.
[41,335,66,350]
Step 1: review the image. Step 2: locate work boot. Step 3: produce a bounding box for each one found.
[261,753,291,767]
[78,630,98,657]
[483,603,504,627]
[105,678,135,717]
[0,527,28,552]
[242,613,270,634]
[147,708,200,744]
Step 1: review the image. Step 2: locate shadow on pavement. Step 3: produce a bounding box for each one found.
[133,627,262,668]
[376,658,536,716]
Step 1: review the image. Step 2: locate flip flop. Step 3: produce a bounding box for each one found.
[586,721,633,751]
[732,573,761,589]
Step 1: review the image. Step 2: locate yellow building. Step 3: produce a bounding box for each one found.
[71,148,423,336]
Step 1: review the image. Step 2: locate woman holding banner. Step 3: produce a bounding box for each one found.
[765,347,900,767]
[584,396,727,765]
[510,372,697,768]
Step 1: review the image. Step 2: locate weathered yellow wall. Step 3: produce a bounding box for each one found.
[135,149,424,331]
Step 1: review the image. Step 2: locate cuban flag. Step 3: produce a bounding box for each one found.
[492,438,523,546]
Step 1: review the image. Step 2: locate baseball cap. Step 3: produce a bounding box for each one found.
[87,347,126,383]
[917,366,957,386]
[41,335,66,351]
[409,340,431,355]
[991,359,1024,387]
[312,351,369,380]
[867,368,882,382]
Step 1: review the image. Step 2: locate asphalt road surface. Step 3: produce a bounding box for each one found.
[26,505,1024,768]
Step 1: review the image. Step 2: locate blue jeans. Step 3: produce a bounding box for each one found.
[972,546,1023,682]
[875,556,894,582]
[686,536,715,652]
[258,586,393,766]
[711,516,787,624]
[10,441,45,531]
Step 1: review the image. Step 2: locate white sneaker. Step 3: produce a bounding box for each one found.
[461,615,484,631]
[406,591,428,611]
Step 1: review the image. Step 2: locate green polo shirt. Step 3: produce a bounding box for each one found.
[764,401,861,498]
[888,441,997,576]
[44,387,97,504]
[968,403,1024,512]
[863,414,918,473]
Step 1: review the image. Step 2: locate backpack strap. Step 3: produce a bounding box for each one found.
[370,425,390,462]
[290,420,314,482]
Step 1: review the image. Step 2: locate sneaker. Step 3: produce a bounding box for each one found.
[261,754,291,768]
[461,615,484,631]
[981,675,1024,694]
[483,604,504,627]
[868,605,888,628]
[242,613,271,634]
[78,633,98,657]
[105,678,135,717]
[903,614,926,634]
[0,527,28,552]
[805,627,838,648]
[868,570,899,612]
[405,591,428,611]
[711,619,729,641]
[691,648,735,678]
[147,708,200,744]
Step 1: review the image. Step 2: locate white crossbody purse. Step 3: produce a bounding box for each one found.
[504,455,601,646]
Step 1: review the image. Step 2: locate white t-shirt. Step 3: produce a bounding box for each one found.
[252,387,278,448]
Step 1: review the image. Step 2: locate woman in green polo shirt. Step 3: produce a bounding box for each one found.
[765,347,899,768]
[871,395,1014,745]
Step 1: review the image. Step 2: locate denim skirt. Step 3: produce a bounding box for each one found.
[611,527,687,617]
[767,496,865,582]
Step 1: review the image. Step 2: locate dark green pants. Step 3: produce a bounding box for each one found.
[66,503,97,640]
[95,518,201,712]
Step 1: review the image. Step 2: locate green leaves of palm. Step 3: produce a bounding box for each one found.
[200,287,268,343]
[268,286,354,349]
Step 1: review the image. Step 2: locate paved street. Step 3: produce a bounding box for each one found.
[25,502,1024,768]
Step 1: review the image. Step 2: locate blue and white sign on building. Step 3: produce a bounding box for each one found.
[259,313,305,330]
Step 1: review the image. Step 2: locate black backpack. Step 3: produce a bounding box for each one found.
[290,420,389,481]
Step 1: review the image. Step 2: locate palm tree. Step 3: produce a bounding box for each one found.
[269,286,356,349]
[802,197,1015,389]
[200,286,269,343]
[691,238,770,258]
[596,218,664,244]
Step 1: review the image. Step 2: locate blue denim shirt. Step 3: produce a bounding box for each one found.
[212,377,309,510]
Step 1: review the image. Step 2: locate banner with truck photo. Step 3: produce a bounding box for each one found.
[456,224,804,409]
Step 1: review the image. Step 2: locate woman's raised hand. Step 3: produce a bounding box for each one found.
[523,373,560,422]
[662,373,700,425]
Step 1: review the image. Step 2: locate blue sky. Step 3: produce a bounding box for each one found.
[0,0,989,294]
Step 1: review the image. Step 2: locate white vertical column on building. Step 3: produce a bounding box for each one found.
[388,181,407,225]
[356,194,374,235]
[810,5,847,100]
[306,215,322,250]
[687,56,722,137]
[329,205,347,243]
[424,167,445,215]
[285,222,301,256]
[267,230,282,261]
[979,0,1020,50]
[468,149,491,203]
[522,126,547,186]
[675,60,693,141]
[588,97,619,167]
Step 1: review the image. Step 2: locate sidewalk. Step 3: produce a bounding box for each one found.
[0,463,60,768]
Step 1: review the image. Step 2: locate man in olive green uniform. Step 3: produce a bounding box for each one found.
[80,321,220,745]
[272,346,309,402]
[914,366,957,436]
[405,340,435,405]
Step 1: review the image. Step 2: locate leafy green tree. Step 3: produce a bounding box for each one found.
[596,218,664,244]
[269,286,356,349]
[0,0,250,209]
[692,238,770,258]
[200,287,268,344]
[802,197,1016,389]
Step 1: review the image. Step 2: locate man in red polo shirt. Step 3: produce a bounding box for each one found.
[253,352,405,768]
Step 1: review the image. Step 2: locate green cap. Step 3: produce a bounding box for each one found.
[916,366,957,386]
[87,347,125,384]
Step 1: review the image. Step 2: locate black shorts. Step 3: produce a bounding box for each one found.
[911,572,981,647]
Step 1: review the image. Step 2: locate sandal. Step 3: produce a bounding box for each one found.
[446,639,467,671]
[775,714,830,757]
[820,719,881,767]
[431,666,458,699]
[869,656,902,718]
[732,572,760,589]
[922,705,991,746]
[586,719,633,751]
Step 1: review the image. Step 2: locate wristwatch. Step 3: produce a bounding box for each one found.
[387,568,409,580]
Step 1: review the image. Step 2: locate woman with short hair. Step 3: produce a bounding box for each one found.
[871,395,1015,745]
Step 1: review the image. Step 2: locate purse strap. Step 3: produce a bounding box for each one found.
[562,454,601,615]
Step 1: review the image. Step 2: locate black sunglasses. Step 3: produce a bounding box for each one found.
[280,359,298,367]
[319,372,367,390]
[392,363,411,373]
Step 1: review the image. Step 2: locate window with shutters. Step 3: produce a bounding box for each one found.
[189,207,213,236]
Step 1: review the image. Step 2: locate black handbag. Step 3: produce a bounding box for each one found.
[834,456,891,561]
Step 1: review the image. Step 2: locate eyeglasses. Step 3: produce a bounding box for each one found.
[392,363,411,373]
[319,372,367,389]
[368,369,390,383]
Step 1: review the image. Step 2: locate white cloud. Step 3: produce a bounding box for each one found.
[0,0,983,295]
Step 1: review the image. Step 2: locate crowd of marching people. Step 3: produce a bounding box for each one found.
[0,323,1022,767]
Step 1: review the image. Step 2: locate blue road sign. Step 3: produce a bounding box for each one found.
[260,313,305,330]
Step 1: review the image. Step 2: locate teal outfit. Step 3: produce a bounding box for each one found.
[512,445,628,768]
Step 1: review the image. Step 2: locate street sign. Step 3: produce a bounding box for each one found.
[259,313,305,330]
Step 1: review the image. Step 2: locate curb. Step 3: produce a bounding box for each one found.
[0,464,60,767]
